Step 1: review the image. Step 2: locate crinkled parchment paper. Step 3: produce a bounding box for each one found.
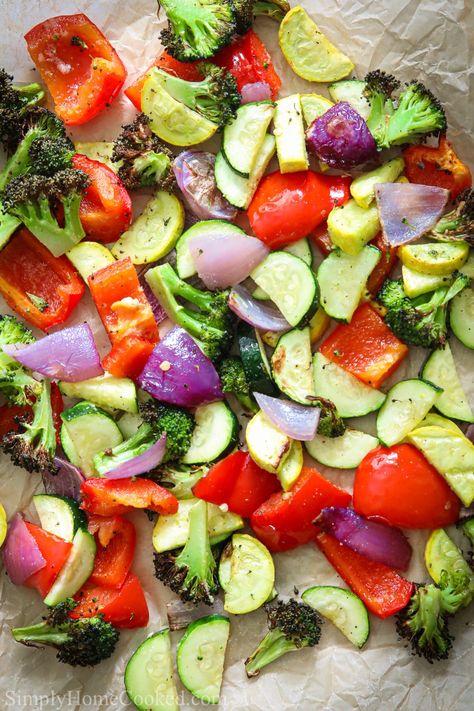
[0,1,473,709]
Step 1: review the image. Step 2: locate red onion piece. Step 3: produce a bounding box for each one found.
[254,392,320,441]
[3,324,103,382]
[317,507,412,570]
[228,285,290,332]
[241,82,272,104]
[103,433,167,480]
[375,182,449,246]
[306,102,377,169]
[42,455,85,501]
[2,514,46,584]
[173,151,238,221]
[140,270,167,325]
[188,232,269,289]
[138,327,223,407]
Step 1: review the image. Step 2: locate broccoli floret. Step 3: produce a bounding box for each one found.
[29,136,74,177]
[378,274,469,348]
[396,572,472,663]
[2,168,90,257]
[147,263,235,362]
[307,396,345,438]
[140,399,195,462]
[363,70,400,149]
[11,598,119,667]
[1,380,57,473]
[112,113,174,191]
[245,599,322,677]
[231,0,289,32]
[0,315,40,405]
[159,0,236,62]
[431,189,474,246]
[218,356,257,413]
[152,462,209,498]
[0,69,44,154]
[153,63,241,128]
[154,498,220,605]
[384,81,446,148]
[0,314,35,346]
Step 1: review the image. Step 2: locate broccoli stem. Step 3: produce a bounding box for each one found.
[0,132,37,191]
[12,623,70,647]
[93,423,158,476]
[26,380,56,454]
[245,628,298,677]
[176,499,216,587]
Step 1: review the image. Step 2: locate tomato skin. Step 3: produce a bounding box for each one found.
[315,530,414,619]
[72,573,149,628]
[0,228,84,332]
[248,171,351,249]
[125,51,203,110]
[80,478,179,517]
[320,303,408,388]
[25,14,126,125]
[24,523,72,598]
[193,451,281,517]
[404,136,472,200]
[353,444,460,529]
[87,515,136,589]
[73,154,132,244]
[251,467,351,552]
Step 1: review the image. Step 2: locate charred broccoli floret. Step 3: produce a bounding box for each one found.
[112,113,174,191]
[1,380,57,473]
[0,68,44,153]
[378,274,469,348]
[245,599,322,677]
[159,0,236,62]
[154,499,220,605]
[146,263,235,361]
[151,462,209,498]
[11,598,119,667]
[363,70,400,148]
[218,356,257,413]
[431,189,474,246]
[3,168,90,257]
[396,572,472,663]
[152,63,241,128]
[29,135,74,177]
[307,397,345,438]
[231,0,289,33]
[140,399,195,462]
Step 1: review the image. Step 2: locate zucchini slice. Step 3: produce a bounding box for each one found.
[220,534,275,614]
[238,323,275,396]
[313,353,385,418]
[376,379,440,447]
[399,242,469,276]
[421,344,474,422]
[246,409,291,473]
[271,327,316,404]
[125,628,179,711]
[214,134,276,210]
[177,615,230,704]
[274,94,309,173]
[33,494,87,542]
[43,529,96,606]
[176,220,247,280]
[300,93,334,126]
[401,265,452,298]
[59,372,138,414]
[277,439,303,490]
[305,429,379,469]
[350,158,405,209]
[328,80,371,120]
[318,246,380,322]
[327,200,380,256]
[222,101,275,177]
[66,241,115,282]
[182,402,239,464]
[251,251,318,327]
[302,585,369,648]
[450,287,474,349]
[425,529,474,588]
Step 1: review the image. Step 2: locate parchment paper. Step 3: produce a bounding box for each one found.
[0,1,473,709]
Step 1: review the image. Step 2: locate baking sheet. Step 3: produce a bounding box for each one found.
[0,0,473,709]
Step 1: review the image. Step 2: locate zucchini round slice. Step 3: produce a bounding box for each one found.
[33,494,87,542]
[125,628,179,711]
[450,287,474,350]
[59,373,138,414]
[425,528,474,586]
[222,101,275,177]
[182,402,239,464]
[43,529,96,606]
[376,379,440,447]
[302,585,369,648]
[177,615,230,704]
[305,429,379,470]
[271,327,316,404]
[421,343,474,422]
[221,534,275,614]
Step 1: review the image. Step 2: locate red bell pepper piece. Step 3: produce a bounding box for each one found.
[73,154,132,244]
[0,384,63,444]
[213,30,281,99]
[404,135,472,200]
[193,451,281,518]
[102,335,155,380]
[251,467,352,552]
[125,51,203,110]
[87,515,136,589]
[50,383,64,446]
[311,225,333,257]
[0,228,84,332]
[80,478,179,517]
[319,303,408,388]
[23,523,72,598]
[366,233,398,296]
[71,573,149,628]
[25,14,126,126]
[315,530,414,619]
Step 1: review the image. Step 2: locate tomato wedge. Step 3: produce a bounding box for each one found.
[80,478,179,517]
[24,523,72,598]
[72,573,149,628]
[404,135,472,200]
[319,303,408,388]
[88,515,136,589]
[353,444,460,529]
[25,14,126,125]
[315,530,414,619]
[251,467,351,552]
[248,171,351,249]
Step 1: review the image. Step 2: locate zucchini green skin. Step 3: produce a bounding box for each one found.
[238,323,276,396]
[420,345,474,423]
[450,288,474,350]
[125,628,179,711]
